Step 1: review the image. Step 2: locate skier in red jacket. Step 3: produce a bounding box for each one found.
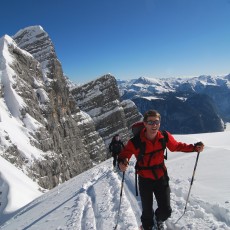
[118,110,204,230]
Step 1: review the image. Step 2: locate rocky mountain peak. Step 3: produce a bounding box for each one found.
[13,25,58,81]
[0,26,142,190]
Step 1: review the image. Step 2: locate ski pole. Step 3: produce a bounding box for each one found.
[175,151,200,224]
[114,171,125,230]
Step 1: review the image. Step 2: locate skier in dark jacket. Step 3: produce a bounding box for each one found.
[118,110,204,230]
[109,134,124,169]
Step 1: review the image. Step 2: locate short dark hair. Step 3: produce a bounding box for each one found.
[143,110,161,122]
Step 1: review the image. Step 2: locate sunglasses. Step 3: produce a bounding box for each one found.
[146,120,160,125]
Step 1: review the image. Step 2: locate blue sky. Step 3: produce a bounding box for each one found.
[1,0,230,84]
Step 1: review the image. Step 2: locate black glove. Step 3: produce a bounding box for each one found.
[194,141,204,152]
[194,141,204,147]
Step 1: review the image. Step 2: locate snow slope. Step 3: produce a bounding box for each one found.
[0,131,230,229]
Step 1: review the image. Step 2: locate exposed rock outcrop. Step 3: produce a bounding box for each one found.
[1,28,108,189]
[71,74,142,145]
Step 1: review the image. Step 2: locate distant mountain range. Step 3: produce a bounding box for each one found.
[117,75,230,133]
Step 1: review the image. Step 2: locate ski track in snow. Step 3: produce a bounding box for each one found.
[0,158,230,230]
[58,166,140,230]
[65,159,230,230]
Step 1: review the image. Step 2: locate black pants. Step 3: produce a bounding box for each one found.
[139,175,172,229]
[112,153,118,167]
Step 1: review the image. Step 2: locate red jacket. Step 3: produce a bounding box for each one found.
[118,129,195,180]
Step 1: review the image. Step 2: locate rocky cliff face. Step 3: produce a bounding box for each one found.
[0,26,141,190]
[0,31,107,189]
[0,26,141,189]
[71,74,142,145]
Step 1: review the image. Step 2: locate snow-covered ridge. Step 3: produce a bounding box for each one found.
[118,74,230,95]
[0,131,230,229]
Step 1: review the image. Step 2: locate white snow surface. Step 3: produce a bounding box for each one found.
[0,131,230,230]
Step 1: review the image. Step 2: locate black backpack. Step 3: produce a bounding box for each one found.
[130,121,169,196]
[111,141,123,154]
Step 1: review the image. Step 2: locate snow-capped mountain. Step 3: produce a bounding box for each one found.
[117,75,230,134]
[118,75,230,95]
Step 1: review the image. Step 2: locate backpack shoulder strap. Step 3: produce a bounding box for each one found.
[161,130,168,141]
[130,132,146,196]
[131,130,169,160]
[131,133,146,160]
[159,130,168,160]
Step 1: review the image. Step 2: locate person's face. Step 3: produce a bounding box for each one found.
[144,116,160,135]
[115,136,120,141]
